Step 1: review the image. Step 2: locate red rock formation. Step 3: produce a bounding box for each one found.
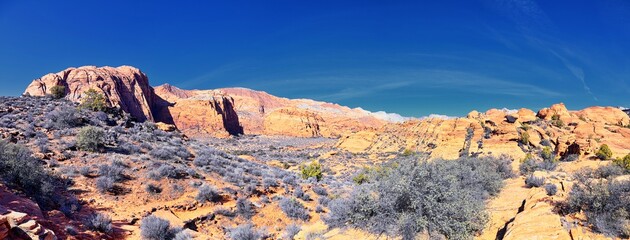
[24,66,156,122]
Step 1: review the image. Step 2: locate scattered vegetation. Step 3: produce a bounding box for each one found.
[50,85,66,99]
[519,131,530,145]
[596,144,613,160]
[79,88,108,111]
[551,114,564,128]
[545,183,557,196]
[324,155,513,240]
[86,213,113,234]
[229,223,266,240]
[76,126,105,152]
[0,140,65,209]
[300,161,323,181]
[612,154,630,172]
[196,185,221,203]
[141,215,181,240]
[566,168,630,238]
[279,197,310,221]
[525,175,545,188]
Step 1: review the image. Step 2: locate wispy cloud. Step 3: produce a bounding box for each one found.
[318,81,413,101]
[178,63,244,89]
[549,50,597,101]
[411,69,563,97]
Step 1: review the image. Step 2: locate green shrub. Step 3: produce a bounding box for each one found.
[50,85,66,99]
[77,126,105,152]
[613,154,630,172]
[541,146,553,161]
[79,89,107,112]
[352,172,369,185]
[551,114,564,128]
[596,144,613,160]
[402,148,414,156]
[300,161,323,181]
[520,131,530,145]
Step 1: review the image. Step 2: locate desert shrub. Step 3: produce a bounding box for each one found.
[520,131,530,145]
[214,207,236,217]
[613,154,630,172]
[45,107,80,130]
[77,126,105,152]
[236,198,255,219]
[318,196,331,206]
[86,213,112,234]
[541,146,554,161]
[173,231,193,240]
[98,163,126,182]
[262,177,278,190]
[300,161,323,181]
[196,185,221,203]
[293,187,311,201]
[545,183,557,196]
[520,157,556,175]
[596,144,613,160]
[312,185,328,196]
[0,140,65,208]
[551,114,564,128]
[525,175,545,188]
[35,137,49,153]
[79,89,107,112]
[65,225,78,236]
[283,224,301,240]
[229,223,265,240]
[279,197,310,221]
[146,183,163,195]
[141,215,181,240]
[96,176,115,193]
[148,164,185,180]
[567,176,630,238]
[324,155,512,240]
[562,154,579,162]
[352,172,369,185]
[282,175,298,186]
[50,85,66,99]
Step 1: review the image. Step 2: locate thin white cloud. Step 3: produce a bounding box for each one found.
[549,50,598,101]
[318,81,413,101]
[411,70,563,97]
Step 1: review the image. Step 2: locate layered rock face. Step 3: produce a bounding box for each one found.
[24,66,156,122]
[154,85,389,137]
[25,66,391,138]
[337,103,630,162]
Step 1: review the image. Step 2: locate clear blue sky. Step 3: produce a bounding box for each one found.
[1,0,629,117]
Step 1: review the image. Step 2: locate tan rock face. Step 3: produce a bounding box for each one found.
[24,66,156,122]
[153,85,388,138]
[337,103,630,162]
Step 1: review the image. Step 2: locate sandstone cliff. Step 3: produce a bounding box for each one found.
[25,66,393,138]
[24,66,156,122]
[337,103,630,163]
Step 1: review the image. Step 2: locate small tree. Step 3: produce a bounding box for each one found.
[613,154,630,172]
[596,144,613,160]
[300,161,323,181]
[541,146,553,161]
[50,85,66,99]
[77,126,105,152]
[551,114,564,128]
[520,131,530,145]
[80,89,107,111]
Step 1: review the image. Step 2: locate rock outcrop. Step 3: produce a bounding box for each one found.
[25,66,392,138]
[337,104,630,162]
[0,207,56,240]
[153,85,389,138]
[24,66,156,122]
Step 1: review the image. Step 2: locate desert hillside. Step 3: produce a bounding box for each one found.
[0,66,627,240]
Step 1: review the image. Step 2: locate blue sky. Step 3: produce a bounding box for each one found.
[1,0,629,117]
